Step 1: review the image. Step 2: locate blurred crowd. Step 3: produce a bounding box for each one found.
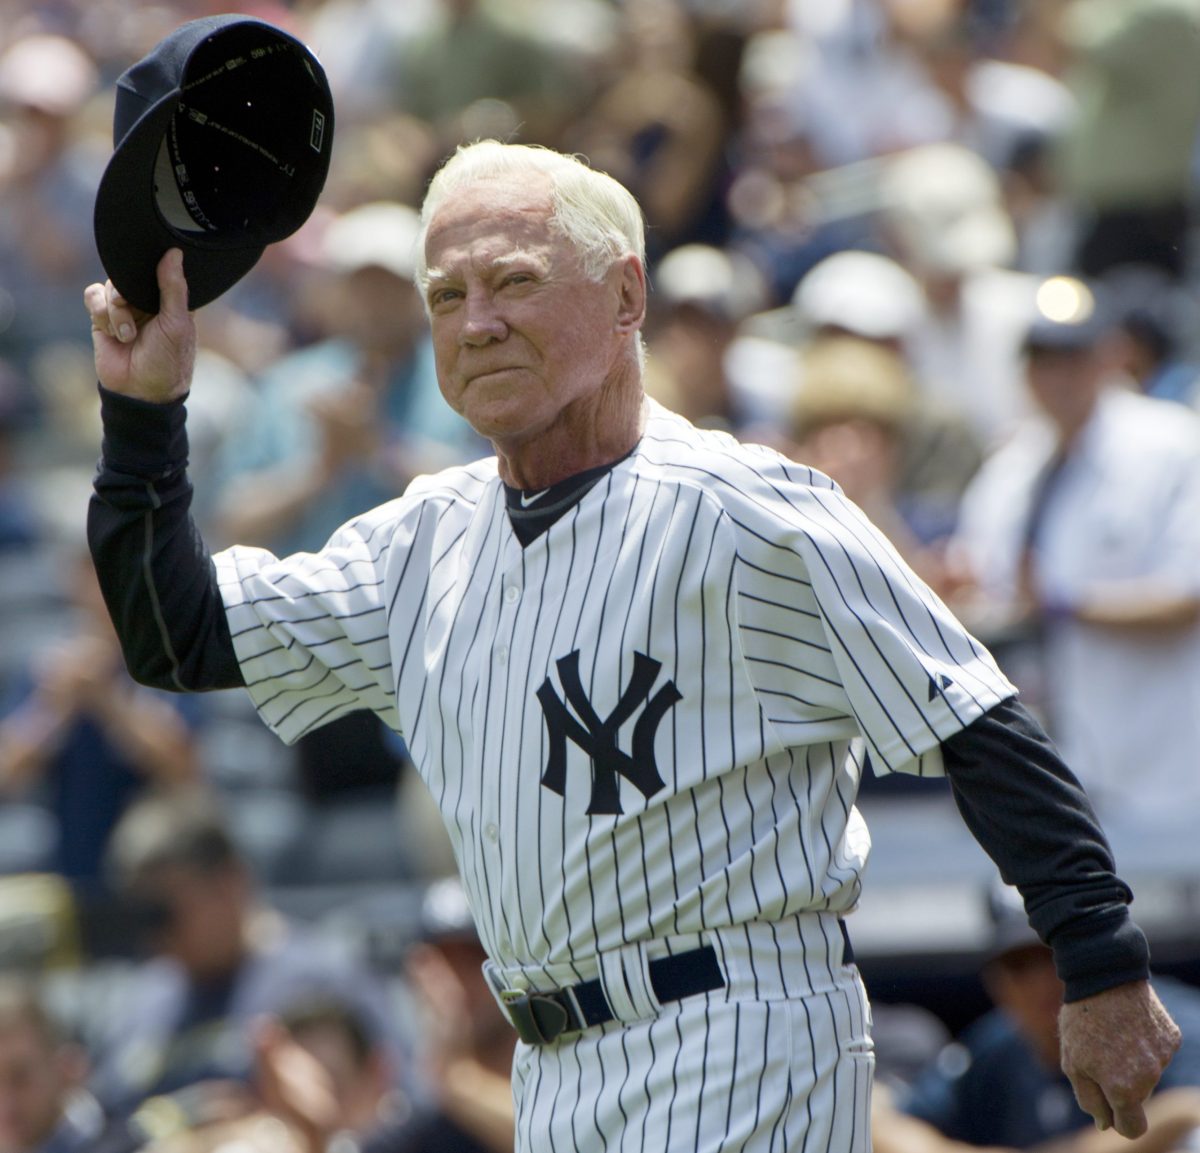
[3,0,1200,1149]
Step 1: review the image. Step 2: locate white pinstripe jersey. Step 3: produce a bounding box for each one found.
[215,399,1014,974]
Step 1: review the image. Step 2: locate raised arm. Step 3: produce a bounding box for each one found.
[84,249,244,691]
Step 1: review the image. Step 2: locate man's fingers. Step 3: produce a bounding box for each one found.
[1111,1102,1150,1140]
[1071,1073,1115,1132]
[83,283,113,334]
[156,246,190,318]
[82,277,141,344]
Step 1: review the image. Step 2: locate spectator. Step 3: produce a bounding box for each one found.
[742,249,983,551]
[879,141,1040,453]
[256,876,515,1153]
[89,789,398,1120]
[0,32,105,383]
[949,275,1200,828]
[1054,0,1200,281]
[394,0,590,153]
[1103,266,1200,409]
[875,879,1200,1150]
[211,200,477,556]
[0,975,142,1153]
[641,242,768,433]
[567,0,732,263]
[782,335,952,590]
[0,498,201,895]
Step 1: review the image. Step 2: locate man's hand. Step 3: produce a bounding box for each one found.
[83,248,196,403]
[1059,980,1182,1138]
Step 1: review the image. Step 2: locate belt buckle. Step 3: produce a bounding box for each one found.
[496,987,585,1045]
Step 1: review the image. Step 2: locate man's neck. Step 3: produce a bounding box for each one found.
[494,387,646,490]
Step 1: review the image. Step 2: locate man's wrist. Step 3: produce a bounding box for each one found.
[98,382,190,479]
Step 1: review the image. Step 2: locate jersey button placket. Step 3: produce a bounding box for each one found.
[484,574,522,874]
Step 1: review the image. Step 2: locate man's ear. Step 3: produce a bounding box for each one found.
[614,255,647,335]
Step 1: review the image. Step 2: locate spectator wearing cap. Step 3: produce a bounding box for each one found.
[0,33,105,379]
[948,275,1200,830]
[878,142,1042,454]
[872,879,1200,1151]
[641,243,767,434]
[744,248,983,556]
[88,789,399,1122]
[783,336,950,588]
[254,876,515,1153]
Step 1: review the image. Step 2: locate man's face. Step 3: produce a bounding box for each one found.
[0,1023,71,1152]
[984,944,1065,1068]
[1025,345,1105,440]
[134,865,247,982]
[423,174,637,451]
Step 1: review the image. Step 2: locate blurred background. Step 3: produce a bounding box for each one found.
[2,0,1200,1148]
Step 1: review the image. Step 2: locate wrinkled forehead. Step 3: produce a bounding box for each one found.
[424,174,565,269]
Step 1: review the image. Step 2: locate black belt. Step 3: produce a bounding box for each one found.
[495,944,725,1045]
[493,921,853,1046]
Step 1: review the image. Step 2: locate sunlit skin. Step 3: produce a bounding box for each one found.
[422,174,647,490]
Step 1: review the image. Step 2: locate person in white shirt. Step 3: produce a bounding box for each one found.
[952,275,1200,829]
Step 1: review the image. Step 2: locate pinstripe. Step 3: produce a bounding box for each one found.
[214,399,1010,1150]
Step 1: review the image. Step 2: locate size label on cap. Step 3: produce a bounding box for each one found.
[310,109,326,153]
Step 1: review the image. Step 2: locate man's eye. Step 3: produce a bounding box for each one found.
[430,288,460,307]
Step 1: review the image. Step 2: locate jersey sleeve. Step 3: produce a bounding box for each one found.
[943,698,1149,1001]
[214,507,405,745]
[89,386,245,692]
[735,469,1016,775]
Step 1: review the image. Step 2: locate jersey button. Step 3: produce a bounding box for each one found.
[485,823,499,842]
[496,645,508,665]
[504,584,520,604]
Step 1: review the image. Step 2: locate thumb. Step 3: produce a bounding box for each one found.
[1111,1102,1150,1140]
[156,247,191,317]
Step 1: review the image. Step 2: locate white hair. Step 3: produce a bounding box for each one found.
[413,140,647,295]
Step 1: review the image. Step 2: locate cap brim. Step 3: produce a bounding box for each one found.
[94,87,266,314]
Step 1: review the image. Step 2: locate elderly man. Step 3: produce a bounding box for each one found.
[85,140,1177,1152]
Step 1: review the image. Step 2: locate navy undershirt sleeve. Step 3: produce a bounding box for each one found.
[88,384,244,691]
[942,697,1150,1001]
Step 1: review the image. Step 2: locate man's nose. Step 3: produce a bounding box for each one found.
[460,288,507,345]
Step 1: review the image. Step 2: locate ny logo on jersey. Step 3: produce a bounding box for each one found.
[537,650,682,815]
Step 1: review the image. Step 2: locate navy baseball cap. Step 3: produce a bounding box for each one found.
[93,14,334,314]
[1024,276,1110,353]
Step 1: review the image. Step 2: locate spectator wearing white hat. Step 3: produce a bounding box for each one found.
[642,243,768,434]
[748,248,984,565]
[878,142,1044,455]
[0,33,105,381]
